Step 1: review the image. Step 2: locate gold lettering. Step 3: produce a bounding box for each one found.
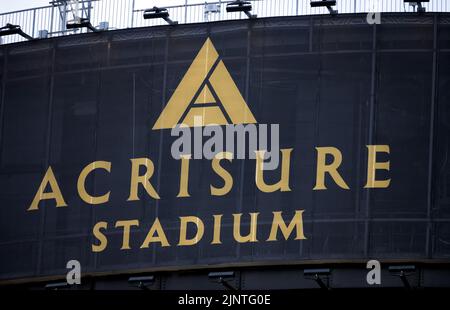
[127,158,160,201]
[115,220,139,250]
[77,161,111,204]
[28,166,67,211]
[313,147,350,190]
[92,221,108,252]
[233,213,259,243]
[211,214,223,244]
[177,155,191,197]
[178,216,204,246]
[255,149,292,193]
[365,145,391,188]
[211,152,233,196]
[140,218,170,248]
[267,211,306,241]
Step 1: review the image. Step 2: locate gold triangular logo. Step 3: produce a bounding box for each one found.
[194,85,215,105]
[152,38,257,130]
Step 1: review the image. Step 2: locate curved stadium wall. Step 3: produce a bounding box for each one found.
[0,13,449,289]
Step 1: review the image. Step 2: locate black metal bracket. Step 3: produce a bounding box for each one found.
[404,1,429,13]
[208,271,237,291]
[66,18,98,32]
[226,1,257,19]
[304,268,331,290]
[0,24,33,40]
[310,0,338,16]
[389,265,416,289]
[143,7,178,25]
[44,281,69,290]
[128,275,155,290]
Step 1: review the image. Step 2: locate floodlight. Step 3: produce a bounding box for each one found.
[0,24,33,40]
[208,271,237,290]
[304,268,331,290]
[143,7,178,25]
[66,18,98,32]
[44,281,69,290]
[226,1,257,19]
[128,275,155,290]
[404,0,430,13]
[310,0,338,15]
[389,265,416,289]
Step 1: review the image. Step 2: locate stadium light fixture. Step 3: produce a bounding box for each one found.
[0,24,33,40]
[226,1,257,19]
[128,275,155,290]
[310,0,338,15]
[44,281,69,290]
[404,0,429,13]
[66,18,98,32]
[143,7,178,25]
[304,268,331,290]
[388,265,416,289]
[208,271,237,290]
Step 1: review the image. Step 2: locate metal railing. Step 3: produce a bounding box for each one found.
[0,0,449,45]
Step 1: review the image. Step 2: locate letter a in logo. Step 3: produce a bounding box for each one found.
[152,38,257,129]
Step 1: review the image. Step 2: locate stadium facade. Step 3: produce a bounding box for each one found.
[0,3,449,289]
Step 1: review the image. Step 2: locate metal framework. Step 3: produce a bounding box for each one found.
[0,0,449,44]
[50,0,95,33]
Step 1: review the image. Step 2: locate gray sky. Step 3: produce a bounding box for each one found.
[0,0,192,14]
[0,0,50,13]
